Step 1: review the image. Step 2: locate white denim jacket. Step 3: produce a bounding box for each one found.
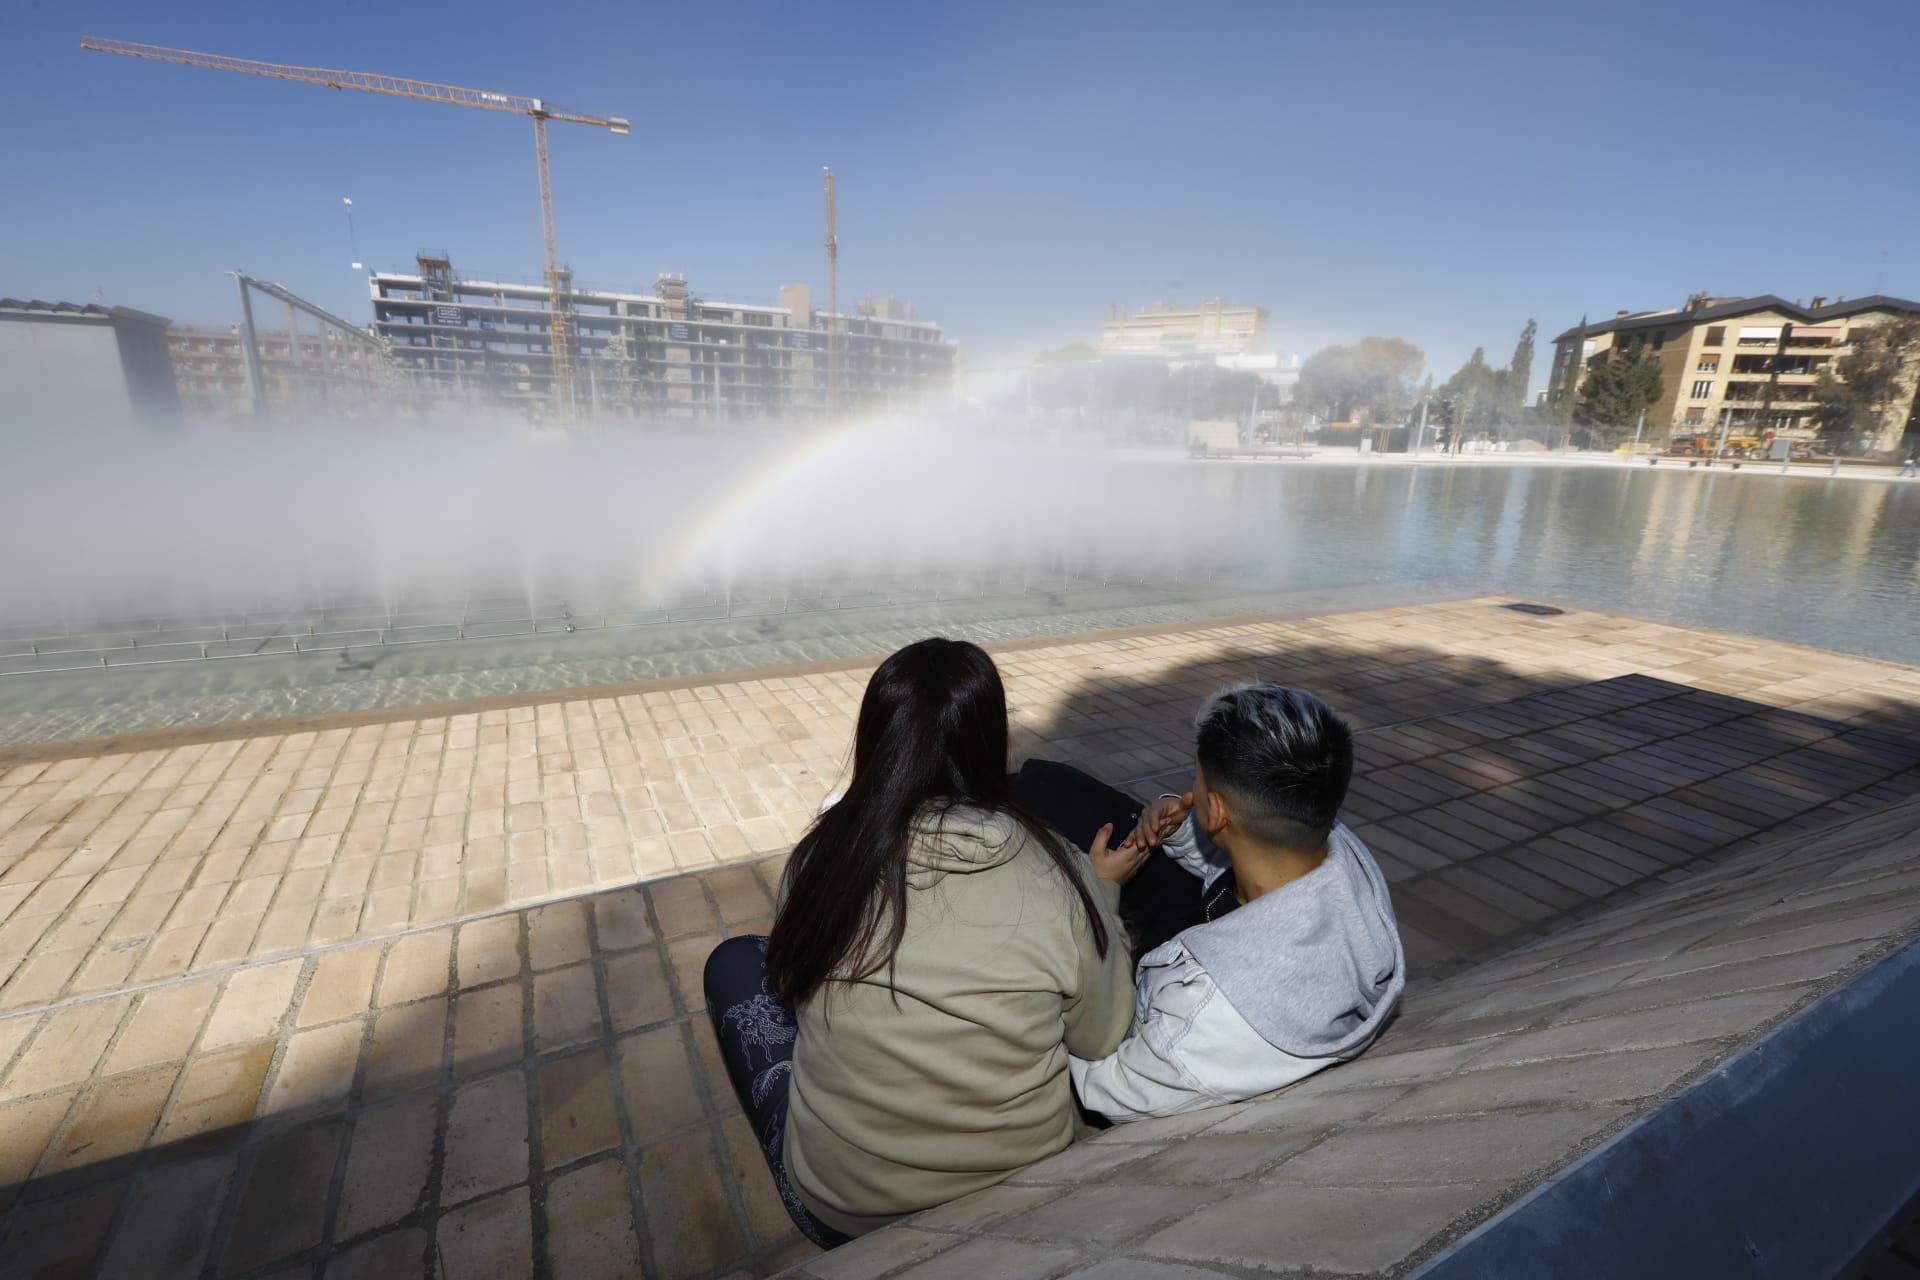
[1070,813,1405,1122]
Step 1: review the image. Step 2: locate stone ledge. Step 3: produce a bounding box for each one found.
[780,797,1920,1279]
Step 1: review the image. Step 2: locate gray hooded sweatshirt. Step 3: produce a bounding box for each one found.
[1071,817,1405,1120]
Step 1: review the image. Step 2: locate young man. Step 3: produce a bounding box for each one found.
[1020,684,1404,1121]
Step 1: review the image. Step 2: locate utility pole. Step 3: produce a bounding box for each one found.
[1414,399,1429,454]
[1630,408,1646,456]
[1714,406,1734,461]
[824,167,840,420]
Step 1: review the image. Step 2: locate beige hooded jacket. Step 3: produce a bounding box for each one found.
[784,804,1134,1237]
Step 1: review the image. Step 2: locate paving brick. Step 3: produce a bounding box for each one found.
[377,929,452,1006]
[99,978,217,1074]
[220,1119,344,1272]
[637,1129,748,1276]
[1,996,131,1100]
[618,1022,708,1144]
[526,900,591,972]
[442,1071,529,1205]
[456,915,521,989]
[995,1182,1221,1244]
[1062,1260,1242,1280]
[539,1047,621,1168]
[201,959,303,1049]
[543,1157,645,1280]
[1565,939,1884,1021]
[297,943,381,1027]
[322,1227,427,1280]
[94,1152,235,1280]
[804,1225,958,1280]
[666,932,722,1013]
[707,864,775,924]
[0,1092,75,1188]
[0,1179,124,1279]
[158,1042,274,1146]
[434,1186,533,1280]
[650,876,720,937]
[1140,1179,1502,1274]
[453,984,525,1077]
[605,946,676,1031]
[909,1182,1065,1233]
[1377,1043,1718,1120]
[365,997,448,1099]
[265,1021,364,1117]
[590,888,654,951]
[896,1237,1083,1280]
[1286,1108,1625,1187]
[335,1092,438,1238]
[532,963,603,1051]
[1476,988,1811,1068]
[40,1062,176,1174]
[1108,1130,1328,1185]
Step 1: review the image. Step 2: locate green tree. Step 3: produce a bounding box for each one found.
[1575,345,1663,443]
[1434,347,1505,435]
[1294,337,1424,424]
[1811,317,1920,454]
[1502,319,1537,415]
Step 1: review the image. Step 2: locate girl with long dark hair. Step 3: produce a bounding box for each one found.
[705,638,1139,1244]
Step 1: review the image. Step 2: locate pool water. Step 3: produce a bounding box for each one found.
[2,461,1913,745]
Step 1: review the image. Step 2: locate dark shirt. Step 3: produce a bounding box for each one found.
[1121,855,1240,962]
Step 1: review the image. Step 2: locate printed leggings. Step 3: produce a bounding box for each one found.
[702,935,850,1249]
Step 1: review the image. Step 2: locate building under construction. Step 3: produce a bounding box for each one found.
[369,254,957,420]
[169,326,387,418]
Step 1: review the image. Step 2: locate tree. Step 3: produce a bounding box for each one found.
[1575,344,1662,443]
[1502,319,1537,415]
[1294,337,1424,424]
[1434,347,1504,435]
[1811,317,1920,454]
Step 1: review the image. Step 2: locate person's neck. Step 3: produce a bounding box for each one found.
[1219,834,1330,906]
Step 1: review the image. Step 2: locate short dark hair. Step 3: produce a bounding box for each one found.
[1194,684,1353,846]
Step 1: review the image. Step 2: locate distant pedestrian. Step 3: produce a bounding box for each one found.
[1902,454,1918,478]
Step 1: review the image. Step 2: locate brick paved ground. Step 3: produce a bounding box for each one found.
[0,597,1917,1277]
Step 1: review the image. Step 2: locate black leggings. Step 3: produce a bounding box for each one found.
[703,936,850,1248]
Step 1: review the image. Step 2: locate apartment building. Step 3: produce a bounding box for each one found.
[368,255,956,420]
[1100,299,1269,356]
[1547,294,1920,451]
[168,326,387,418]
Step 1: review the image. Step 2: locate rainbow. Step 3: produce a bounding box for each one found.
[652,412,903,592]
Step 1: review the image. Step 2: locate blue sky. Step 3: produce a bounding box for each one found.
[5,0,1918,382]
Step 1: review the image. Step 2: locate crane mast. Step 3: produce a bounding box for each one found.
[824,167,839,420]
[80,36,627,416]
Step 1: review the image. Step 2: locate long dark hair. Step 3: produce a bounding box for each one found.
[766,637,1110,1007]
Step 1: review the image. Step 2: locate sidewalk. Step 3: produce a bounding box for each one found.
[1,597,1917,1277]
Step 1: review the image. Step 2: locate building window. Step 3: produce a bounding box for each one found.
[1691,380,1714,399]
[1703,326,1726,346]
[1697,357,1719,373]
[1684,410,1705,426]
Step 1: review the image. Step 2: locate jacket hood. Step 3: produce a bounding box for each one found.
[906,804,1025,878]
[1180,822,1405,1058]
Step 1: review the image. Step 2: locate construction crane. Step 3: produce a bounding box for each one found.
[80,36,627,415]
[824,167,840,419]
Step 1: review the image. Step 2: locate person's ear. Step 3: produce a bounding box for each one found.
[1200,789,1229,835]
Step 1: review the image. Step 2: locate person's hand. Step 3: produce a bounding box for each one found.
[1088,823,1151,885]
[1131,792,1194,849]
